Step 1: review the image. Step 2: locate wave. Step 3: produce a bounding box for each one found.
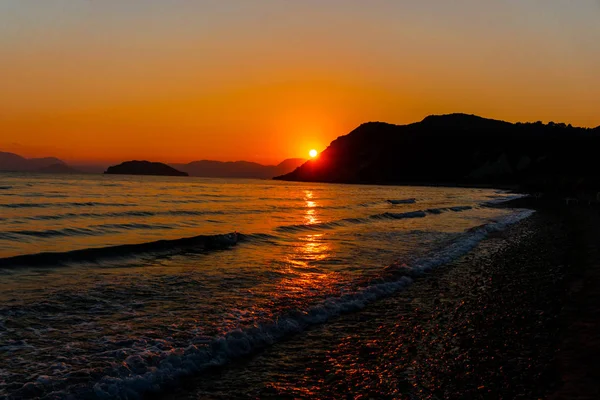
[1,227,98,240]
[98,222,175,231]
[358,200,383,207]
[276,206,472,233]
[271,204,351,212]
[4,192,69,198]
[0,232,240,269]
[372,210,428,220]
[387,198,416,205]
[0,202,51,209]
[276,219,346,233]
[35,209,532,400]
[449,205,472,211]
[161,197,240,204]
[483,193,527,206]
[19,209,226,222]
[2,223,176,241]
[0,201,132,209]
[425,205,473,214]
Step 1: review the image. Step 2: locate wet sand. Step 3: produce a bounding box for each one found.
[166,204,600,399]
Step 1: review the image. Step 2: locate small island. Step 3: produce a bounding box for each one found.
[104,160,188,177]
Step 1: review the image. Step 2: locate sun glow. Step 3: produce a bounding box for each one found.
[309,149,318,158]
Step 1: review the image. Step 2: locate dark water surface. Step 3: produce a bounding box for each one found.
[0,173,530,398]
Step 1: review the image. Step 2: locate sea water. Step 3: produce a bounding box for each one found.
[0,172,530,398]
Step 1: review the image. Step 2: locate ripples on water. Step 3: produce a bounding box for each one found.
[0,172,528,398]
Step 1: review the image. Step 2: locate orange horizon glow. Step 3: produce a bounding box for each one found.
[1,2,599,164]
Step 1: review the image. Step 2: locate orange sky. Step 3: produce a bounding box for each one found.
[1,1,599,165]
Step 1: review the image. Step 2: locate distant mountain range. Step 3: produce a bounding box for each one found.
[0,150,305,179]
[276,114,600,193]
[170,158,305,179]
[0,151,83,174]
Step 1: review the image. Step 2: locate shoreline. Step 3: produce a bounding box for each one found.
[164,201,597,399]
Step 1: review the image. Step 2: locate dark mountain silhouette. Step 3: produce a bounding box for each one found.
[275,114,600,194]
[0,151,27,171]
[105,160,188,177]
[274,158,307,176]
[28,157,66,170]
[171,158,305,179]
[0,151,70,172]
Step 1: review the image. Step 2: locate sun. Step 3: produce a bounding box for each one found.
[309,149,318,158]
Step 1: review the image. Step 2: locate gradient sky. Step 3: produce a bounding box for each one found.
[1,1,599,164]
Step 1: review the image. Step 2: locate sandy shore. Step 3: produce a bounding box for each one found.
[163,202,600,399]
[497,197,600,399]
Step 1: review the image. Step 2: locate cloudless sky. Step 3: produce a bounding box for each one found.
[1,1,599,164]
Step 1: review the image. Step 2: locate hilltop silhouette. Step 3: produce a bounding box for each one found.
[105,161,188,177]
[170,158,305,179]
[275,114,600,194]
[0,151,83,174]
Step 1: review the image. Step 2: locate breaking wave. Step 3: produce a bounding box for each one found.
[276,206,473,233]
[0,232,242,269]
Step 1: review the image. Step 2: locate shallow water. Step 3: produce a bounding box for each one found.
[0,173,528,398]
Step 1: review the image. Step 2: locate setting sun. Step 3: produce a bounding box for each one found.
[309,149,318,158]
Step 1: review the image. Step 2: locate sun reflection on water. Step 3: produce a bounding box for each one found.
[293,234,330,266]
[304,190,320,225]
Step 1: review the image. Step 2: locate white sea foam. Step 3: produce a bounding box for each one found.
[81,209,534,400]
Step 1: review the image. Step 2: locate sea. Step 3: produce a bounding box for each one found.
[0,173,532,399]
